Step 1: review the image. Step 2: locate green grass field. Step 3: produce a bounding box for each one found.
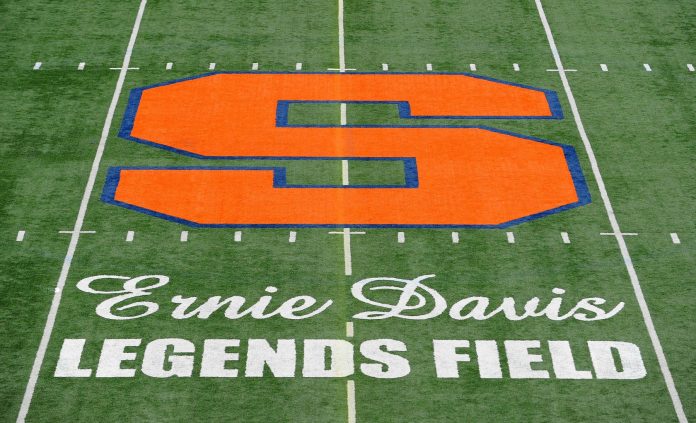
[1,1,695,421]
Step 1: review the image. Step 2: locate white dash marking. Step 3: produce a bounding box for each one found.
[126,231,134,242]
[670,233,681,244]
[346,322,354,337]
[382,63,388,71]
[33,62,42,70]
[252,62,259,70]
[289,231,297,243]
[469,63,477,71]
[180,231,188,242]
[426,63,433,71]
[506,232,515,244]
[513,63,520,71]
[600,64,608,72]
[16,230,25,242]
[165,62,173,70]
[535,1,686,420]
[643,63,652,72]
[451,232,459,244]
[561,232,571,244]
[234,231,242,242]
[209,62,216,70]
[295,62,302,70]
[687,64,694,72]
[347,380,357,423]
[397,232,405,243]
[77,62,85,70]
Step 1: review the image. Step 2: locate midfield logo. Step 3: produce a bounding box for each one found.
[102,72,590,228]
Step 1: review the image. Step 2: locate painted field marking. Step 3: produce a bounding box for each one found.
[234,231,242,242]
[451,232,460,244]
[670,233,681,244]
[252,62,259,70]
[535,1,686,421]
[506,232,515,244]
[295,62,303,70]
[180,231,188,242]
[347,380,357,423]
[547,68,576,72]
[289,231,297,243]
[16,231,25,242]
[329,229,364,276]
[346,322,354,338]
[397,232,405,243]
[644,63,652,72]
[58,230,96,235]
[33,62,42,70]
[469,63,477,71]
[513,63,520,71]
[561,231,571,244]
[600,64,608,72]
[687,64,694,72]
[166,62,173,70]
[600,232,638,236]
[109,66,139,70]
[77,62,85,70]
[208,62,216,70]
[17,3,148,420]
[125,230,135,242]
[382,63,388,71]
[426,63,433,71]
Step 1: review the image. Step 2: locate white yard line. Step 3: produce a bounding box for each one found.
[346,380,357,423]
[534,1,686,421]
[16,1,148,421]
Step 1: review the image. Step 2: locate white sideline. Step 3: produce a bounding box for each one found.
[16,1,148,421]
[534,1,686,421]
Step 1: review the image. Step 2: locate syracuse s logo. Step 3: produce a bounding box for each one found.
[102,72,590,228]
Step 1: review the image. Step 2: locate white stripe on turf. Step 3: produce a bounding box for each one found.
[16,1,148,421]
[535,1,686,421]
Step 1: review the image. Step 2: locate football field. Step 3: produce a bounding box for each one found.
[1,1,695,421]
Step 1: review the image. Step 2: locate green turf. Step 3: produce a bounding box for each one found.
[1,0,694,422]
